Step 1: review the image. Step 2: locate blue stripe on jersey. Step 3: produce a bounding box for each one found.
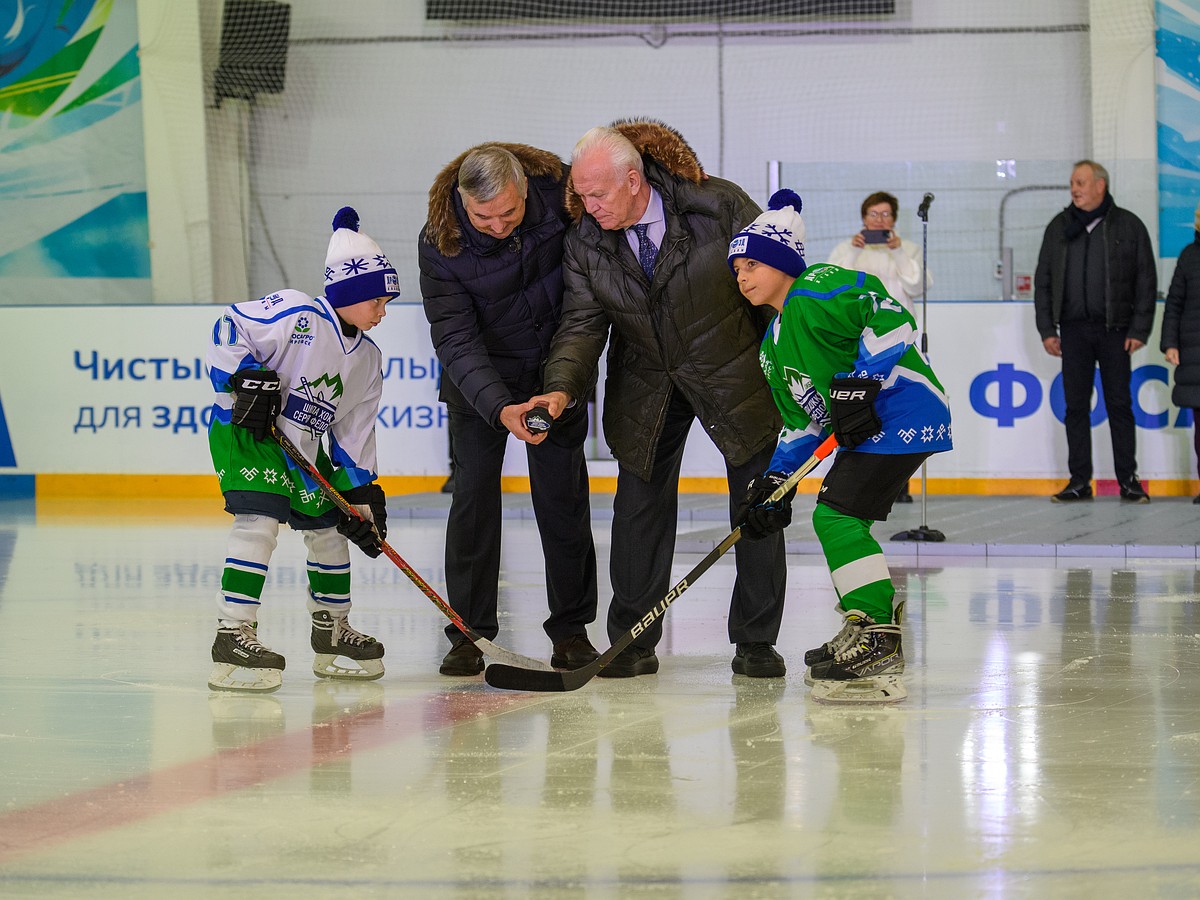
[852,335,907,379]
[786,268,868,300]
[327,432,374,488]
[229,303,334,328]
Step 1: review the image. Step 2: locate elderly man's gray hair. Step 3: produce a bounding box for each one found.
[572,127,644,178]
[1074,159,1110,186]
[458,146,528,203]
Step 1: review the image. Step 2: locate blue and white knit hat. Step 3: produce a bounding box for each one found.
[727,189,807,277]
[324,207,400,309]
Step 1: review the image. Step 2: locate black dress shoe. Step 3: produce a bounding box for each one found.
[732,642,786,678]
[1051,482,1092,502]
[1193,493,1200,505]
[1119,478,1150,504]
[551,634,600,670]
[896,489,913,504]
[439,637,483,676]
[596,644,659,678]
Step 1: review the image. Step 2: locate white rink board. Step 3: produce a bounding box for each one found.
[0,302,1190,480]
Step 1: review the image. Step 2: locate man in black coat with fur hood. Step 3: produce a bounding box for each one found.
[419,143,599,676]
[529,119,789,679]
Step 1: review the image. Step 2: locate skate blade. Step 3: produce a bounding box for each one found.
[810,674,907,704]
[208,662,283,693]
[803,664,905,687]
[312,654,385,681]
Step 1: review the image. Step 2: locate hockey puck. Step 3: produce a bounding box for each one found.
[524,408,553,434]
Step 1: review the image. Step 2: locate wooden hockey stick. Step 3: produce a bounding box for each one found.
[271,426,552,672]
[485,434,838,691]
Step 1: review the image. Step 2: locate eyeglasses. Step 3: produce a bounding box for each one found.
[865,210,894,221]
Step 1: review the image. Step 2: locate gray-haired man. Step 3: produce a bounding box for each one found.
[418,144,599,675]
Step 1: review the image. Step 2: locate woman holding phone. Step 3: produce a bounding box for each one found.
[828,191,930,317]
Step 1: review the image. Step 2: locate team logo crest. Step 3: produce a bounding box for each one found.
[783,367,829,425]
[283,372,343,436]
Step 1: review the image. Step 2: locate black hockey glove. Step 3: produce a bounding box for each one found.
[828,376,883,450]
[337,483,387,558]
[734,471,796,541]
[229,368,282,442]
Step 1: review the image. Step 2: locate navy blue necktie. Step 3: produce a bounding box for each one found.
[632,223,658,279]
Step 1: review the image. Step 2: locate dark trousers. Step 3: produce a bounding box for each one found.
[1194,416,1200,478]
[608,390,787,649]
[443,404,598,644]
[1060,320,1138,484]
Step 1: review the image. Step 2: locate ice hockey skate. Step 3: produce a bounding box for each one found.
[803,606,870,670]
[804,601,906,686]
[311,610,385,680]
[808,621,907,704]
[209,622,286,693]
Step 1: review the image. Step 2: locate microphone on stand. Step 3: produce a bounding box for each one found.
[918,192,935,220]
[893,188,945,542]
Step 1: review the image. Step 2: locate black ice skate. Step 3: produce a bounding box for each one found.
[209,622,286,693]
[311,611,385,680]
[804,600,906,678]
[803,606,870,669]
[808,622,906,704]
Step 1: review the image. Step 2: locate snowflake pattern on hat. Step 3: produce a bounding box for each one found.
[323,206,401,309]
[727,189,807,278]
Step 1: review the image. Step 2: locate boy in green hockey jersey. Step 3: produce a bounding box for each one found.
[727,190,952,699]
[205,207,400,692]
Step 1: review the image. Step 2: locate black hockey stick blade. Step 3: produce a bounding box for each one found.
[271,426,552,672]
[485,434,839,692]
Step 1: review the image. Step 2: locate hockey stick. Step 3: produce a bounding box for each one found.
[271,426,553,671]
[485,434,839,692]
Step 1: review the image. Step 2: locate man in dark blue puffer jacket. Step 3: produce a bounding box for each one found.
[419,143,599,676]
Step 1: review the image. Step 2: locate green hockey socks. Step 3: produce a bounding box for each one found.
[812,502,895,624]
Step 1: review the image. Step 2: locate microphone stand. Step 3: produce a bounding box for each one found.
[893,193,946,542]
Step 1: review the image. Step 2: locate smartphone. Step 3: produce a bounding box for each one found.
[862,229,891,244]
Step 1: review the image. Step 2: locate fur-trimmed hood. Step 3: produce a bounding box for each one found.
[564,118,705,222]
[425,143,565,257]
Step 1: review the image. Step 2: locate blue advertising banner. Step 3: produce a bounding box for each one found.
[1157,1,1200,259]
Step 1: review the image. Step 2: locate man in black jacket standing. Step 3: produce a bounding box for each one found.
[529,120,789,679]
[1034,159,1157,504]
[419,144,599,675]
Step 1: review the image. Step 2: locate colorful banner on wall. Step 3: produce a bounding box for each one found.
[0,303,1195,495]
[1157,0,1200,260]
[0,0,149,302]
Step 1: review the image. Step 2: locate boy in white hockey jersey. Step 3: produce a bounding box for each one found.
[205,207,399,692]
[727,190,952,700]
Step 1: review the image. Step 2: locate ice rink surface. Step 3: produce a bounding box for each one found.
[1,492,1199,898]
